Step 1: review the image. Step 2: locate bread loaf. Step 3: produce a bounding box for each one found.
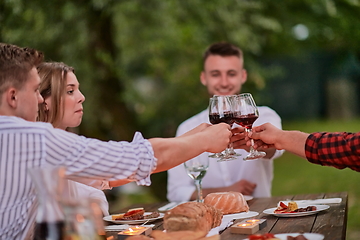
[163,202,223,233]
[204,191,249,214]
[147,230,220,240]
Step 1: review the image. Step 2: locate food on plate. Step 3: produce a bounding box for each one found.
[287,201,298,211]
[111,207,160,220]
[122,207,145,220]
[163,202,222,233]
[111,213,124,220]
[248,233,280,240]
[204,191,249,214]
[144,211,161,219]
[274,201,317,214]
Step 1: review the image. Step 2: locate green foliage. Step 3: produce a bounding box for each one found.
[2,1,360,238]
[2,0,360,139]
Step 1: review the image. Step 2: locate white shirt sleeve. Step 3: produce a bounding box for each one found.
[44,128,157,186]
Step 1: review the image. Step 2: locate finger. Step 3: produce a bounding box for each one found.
[231,134,245,142]
[231,127,245,133]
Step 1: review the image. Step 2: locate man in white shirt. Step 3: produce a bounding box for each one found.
[0,42,232,239]
[167,42,284,202]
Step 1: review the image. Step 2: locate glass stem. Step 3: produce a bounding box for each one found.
[228,142,234,152]
[194,179,203,202]
[246,128,256,154]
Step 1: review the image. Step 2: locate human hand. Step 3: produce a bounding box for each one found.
[231,126,251,152]
[228,179,256,196]
[246,123,283,150]
[202,123,231,153]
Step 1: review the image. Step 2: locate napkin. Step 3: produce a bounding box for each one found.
[104,224,155,232]
[207,211,259,236]
[207,220,233,236]
[158,201,187,211]
[280,198,342,206]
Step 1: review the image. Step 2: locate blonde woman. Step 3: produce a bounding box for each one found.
[37,62,127,215]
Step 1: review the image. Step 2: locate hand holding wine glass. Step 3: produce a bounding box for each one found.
[208,95,239,161]
[184,157,209,202]
[234,93,266,160]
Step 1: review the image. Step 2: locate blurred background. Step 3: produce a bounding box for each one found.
[1,0,359,239]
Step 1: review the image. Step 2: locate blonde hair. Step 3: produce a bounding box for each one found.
[37,62,74,128]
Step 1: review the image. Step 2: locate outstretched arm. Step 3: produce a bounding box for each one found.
[249,123,309,158]
[150,123,231,173]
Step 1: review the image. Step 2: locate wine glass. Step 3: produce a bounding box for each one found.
[208,95,239,161]
[184,157,209,202]
[234,93,266,160]
[208,97,224,159]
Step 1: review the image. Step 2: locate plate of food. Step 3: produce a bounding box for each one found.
[263,201,330,217]
[104,208,164,224]
[245,232,324,240]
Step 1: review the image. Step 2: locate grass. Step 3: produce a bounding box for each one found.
[108,118,360,240]
[274,118,360,240]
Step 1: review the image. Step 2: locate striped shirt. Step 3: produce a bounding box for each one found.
[305,132,360,172]
[0,116,157,239]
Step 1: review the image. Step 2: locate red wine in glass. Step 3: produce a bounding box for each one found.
[209,112,235,125]
[234,113,258,129]
[208,96,238,161]
[34,221,64,240]
[236,93,266,160]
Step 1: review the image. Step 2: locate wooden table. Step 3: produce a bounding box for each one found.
[108,191,348,240]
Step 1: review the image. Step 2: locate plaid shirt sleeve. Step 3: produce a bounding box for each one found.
[305,132,360,172]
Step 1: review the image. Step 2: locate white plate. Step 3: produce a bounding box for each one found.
[274,233,324,240]
[223,211,259,221]
[244,195,254,201]
[103,212,164,224]
[263,204,330,217]
[243,233,324,240]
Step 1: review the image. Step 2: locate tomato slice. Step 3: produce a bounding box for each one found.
[248,234,264,240]
[263,233,276,239]
[279,201,288,209]
[249,233,276,240]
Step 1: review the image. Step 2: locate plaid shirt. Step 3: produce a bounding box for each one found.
[305,132,360,172]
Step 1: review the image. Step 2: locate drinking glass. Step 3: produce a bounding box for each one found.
[29,166,65,240]
[208,95,239,161]
[208,97,224,159]
[184,157,209,202]
[234,93,266,160]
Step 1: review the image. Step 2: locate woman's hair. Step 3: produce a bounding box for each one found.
[37,62,74,127]
[0,43,43,100]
